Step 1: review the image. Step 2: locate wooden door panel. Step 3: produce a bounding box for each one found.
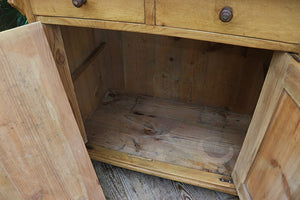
[232,53,300,199]
[246,92,300,199]
[0,22,105,200]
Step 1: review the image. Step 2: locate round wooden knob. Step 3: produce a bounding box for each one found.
[219,7,233,22]
[72,0,87,8]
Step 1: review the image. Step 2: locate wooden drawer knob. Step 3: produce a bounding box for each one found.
[219,7,233,22]
[72,0,86,8]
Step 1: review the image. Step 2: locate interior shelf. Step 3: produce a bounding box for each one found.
[85,91,251,194]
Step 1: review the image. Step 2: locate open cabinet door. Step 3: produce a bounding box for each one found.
[232,52,300,199]
[0,22,105,199]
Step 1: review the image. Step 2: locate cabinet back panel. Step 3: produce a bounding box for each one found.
[122,32,272,114]
[62,27,272,117]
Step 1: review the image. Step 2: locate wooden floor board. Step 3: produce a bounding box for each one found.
[86,92,250,177]
[92,160,238,200]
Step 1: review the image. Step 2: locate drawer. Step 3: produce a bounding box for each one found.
[156,0,300,44]
[30,0,145,23]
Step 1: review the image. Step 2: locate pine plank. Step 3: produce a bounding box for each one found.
[85,92,250,194]
[88,145,237,195]
[246,93,300,200]
[43,24,88,142]
[232,53,300,199]
[0,22,105,200]
[37,16,300,53]
[122,32,272,114]
[61,27,124,121]
[86,92,250,176]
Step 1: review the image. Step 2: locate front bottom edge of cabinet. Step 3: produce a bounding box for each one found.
[87,145,237,195]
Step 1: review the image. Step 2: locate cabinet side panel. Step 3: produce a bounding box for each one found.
[61,27,124,121]
[43,24,88,142]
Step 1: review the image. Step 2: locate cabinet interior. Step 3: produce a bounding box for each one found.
[61,26,273,194]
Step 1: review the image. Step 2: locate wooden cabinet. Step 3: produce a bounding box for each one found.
[1,1,300,199]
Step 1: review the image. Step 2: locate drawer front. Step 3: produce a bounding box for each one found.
[30,0,144,23]
[156,0,300,44]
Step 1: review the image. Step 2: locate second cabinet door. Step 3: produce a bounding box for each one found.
[232,52,300,200]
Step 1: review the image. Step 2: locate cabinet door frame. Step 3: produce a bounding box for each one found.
[232,52,300,199]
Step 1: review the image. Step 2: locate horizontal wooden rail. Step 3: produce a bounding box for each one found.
[37,16,300,53]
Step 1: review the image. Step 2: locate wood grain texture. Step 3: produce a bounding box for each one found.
[284,58,300,107]
[61,26,97,74]
[0,22,105,199]
[156,0,300,44]
[66,27,270,115]
[62,27,124,121]
[36,16,300,53]
[86,92,250,177]
[85,92,251,194]
[30,0,144,23]
[232,53,300,199]
[72,42,106,81]
[122,32,272,114]
[92,161,239,200]
[88,145,237,195]
[232,53,292,186]
[246,92,300,200]
[145,0,155,25]
[43,24,87,142]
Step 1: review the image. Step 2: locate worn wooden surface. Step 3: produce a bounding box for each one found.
[285,56,300,107]
[85,92,250,194]
[72,42,106,81]
[37,16,300,53]
[145,0,155,25]
[246,92,300,200]
[61,26,98,74]
[0,22,105,200]
[122,32,272,114]
[86,92,250,177]
[61,27,124,121]
[156,0,300,44]
[88,145,237,195]
[92,160,238,200]
[30,0,144,23]
[43,24,88,142]
[63,26,271,116]
[232,53,300,199]
[10,0,300,52]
